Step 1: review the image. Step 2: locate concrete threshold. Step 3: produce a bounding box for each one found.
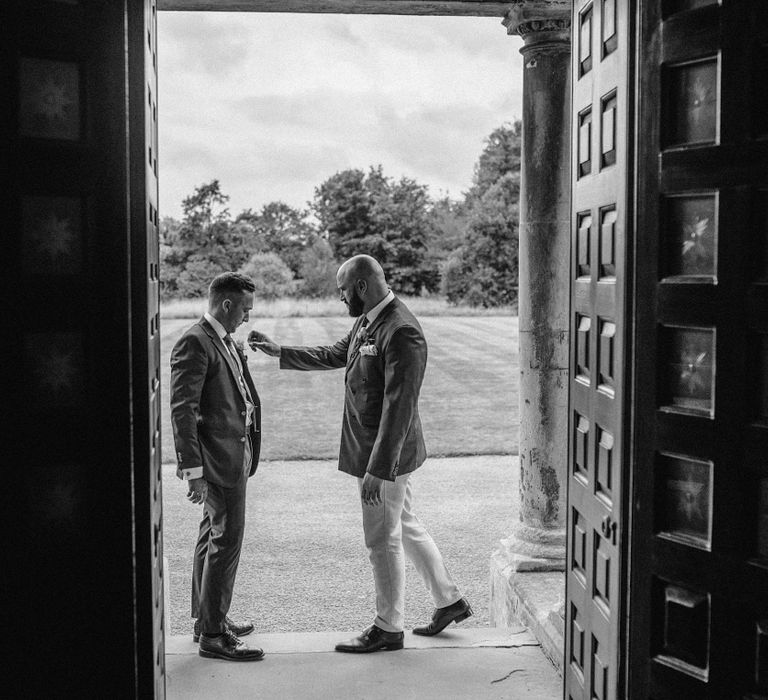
[166,626,562,699]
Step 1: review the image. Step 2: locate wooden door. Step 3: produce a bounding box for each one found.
[3,0,164,696]
[564,0,632,700]
[130,0,166,696]
[566,1,634,698]
[629,0,768,697]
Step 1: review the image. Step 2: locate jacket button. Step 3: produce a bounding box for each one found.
[240,437,246,442]
[241,411,246,416]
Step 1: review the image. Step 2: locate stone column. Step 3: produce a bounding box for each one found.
[490,0,571,637]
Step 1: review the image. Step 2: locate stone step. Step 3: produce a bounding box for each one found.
[165,626,563,700]
[166,625,536,655]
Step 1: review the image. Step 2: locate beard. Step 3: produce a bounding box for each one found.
[345,287,365,317]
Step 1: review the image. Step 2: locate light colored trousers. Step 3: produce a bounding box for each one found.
[357,472,462,633]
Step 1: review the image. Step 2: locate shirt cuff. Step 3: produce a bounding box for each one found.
[181,467,204,480]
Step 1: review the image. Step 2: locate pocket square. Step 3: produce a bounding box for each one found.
[359,344,378,356]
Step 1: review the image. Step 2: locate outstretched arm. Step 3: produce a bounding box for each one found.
[248,330,281,357]
[249,328,351,371]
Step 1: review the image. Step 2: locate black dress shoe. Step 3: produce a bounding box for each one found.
[198,630,264,661]
[412,598,473,636]
[193,616,255,643]
[335,625,404,653]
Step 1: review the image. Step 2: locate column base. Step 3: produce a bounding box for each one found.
[494,525,566,571]
[495,553,564,572]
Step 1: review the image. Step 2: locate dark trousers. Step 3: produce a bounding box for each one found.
[191,475,247,634]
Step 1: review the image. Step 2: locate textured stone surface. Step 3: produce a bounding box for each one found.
[509,0,571,559]
[503,0,571,43]
[518,327,568,531]
[489,7,570,646]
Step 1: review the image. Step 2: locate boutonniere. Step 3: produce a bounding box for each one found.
[359,344,379,357]
[234,339,247,360]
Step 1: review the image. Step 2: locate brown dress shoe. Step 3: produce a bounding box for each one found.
[193,616,255,643]
[412,598,473,636]
[335,625,404,653]
[198,630,264,661]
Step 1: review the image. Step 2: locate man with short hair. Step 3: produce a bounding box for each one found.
[250,255,471,653]
[170,271,264,661]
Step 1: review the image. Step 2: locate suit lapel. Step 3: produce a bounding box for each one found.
[345,299,398,374]
[345,315,369,374]
[243,362,259,405]
[199,318,246,398]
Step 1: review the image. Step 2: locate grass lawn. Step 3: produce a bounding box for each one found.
[163,455,519,635]
[159,315,519,462]
[161,295,516,319]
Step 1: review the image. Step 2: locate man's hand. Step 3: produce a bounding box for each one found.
[248,330,281,357]
[187,477,208,505]
[361,472,384,506]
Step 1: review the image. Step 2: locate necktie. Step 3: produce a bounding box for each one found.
[223,334,241,369]
[224,334,251,400]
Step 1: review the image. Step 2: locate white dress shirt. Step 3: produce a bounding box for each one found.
[365,290,395,325]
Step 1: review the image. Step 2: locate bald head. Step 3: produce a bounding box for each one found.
[338,254,386,286]
[336,255,390,317]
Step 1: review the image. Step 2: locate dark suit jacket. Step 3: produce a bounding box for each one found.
[170,317,261,488]
[280,297,427,481]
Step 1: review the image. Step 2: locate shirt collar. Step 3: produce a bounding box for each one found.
[365,290,395,325]
[204,312,228,340]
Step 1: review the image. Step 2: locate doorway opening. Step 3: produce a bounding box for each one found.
[156,9,530,640]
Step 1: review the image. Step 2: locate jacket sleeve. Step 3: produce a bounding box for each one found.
[170,332,208,475]
[366,325,427,481]
[279,331,351,371]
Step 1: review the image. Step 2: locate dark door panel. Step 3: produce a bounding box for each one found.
[629,1,768,697]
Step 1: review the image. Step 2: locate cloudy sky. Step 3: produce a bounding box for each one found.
[157,12,524,219]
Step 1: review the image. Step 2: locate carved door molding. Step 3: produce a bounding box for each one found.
[130,0,166,696]
[566,1,634,698]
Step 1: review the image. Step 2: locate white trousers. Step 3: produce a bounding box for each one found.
[357,473,462,633]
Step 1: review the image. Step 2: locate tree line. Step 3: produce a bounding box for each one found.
[160,121,521,307]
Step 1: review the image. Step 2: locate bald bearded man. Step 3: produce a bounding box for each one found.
[249,255,472,653]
